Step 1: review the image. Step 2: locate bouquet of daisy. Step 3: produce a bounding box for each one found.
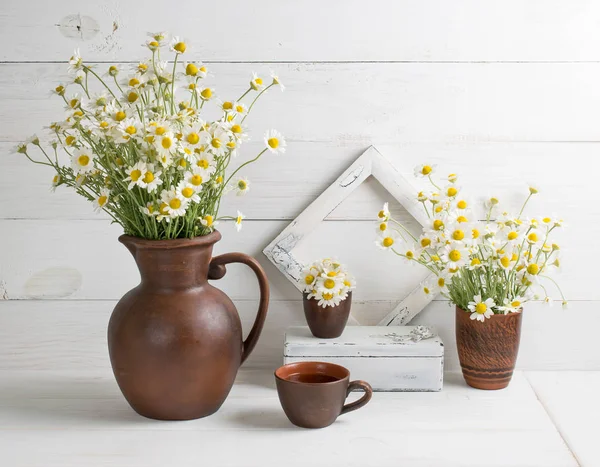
[14,32,286,239]
[299,259,356,308]
[375,164,566,322]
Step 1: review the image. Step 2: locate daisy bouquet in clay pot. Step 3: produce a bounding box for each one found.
[299,259,357,339]
[375,164,566,390]
[13,32,286,421]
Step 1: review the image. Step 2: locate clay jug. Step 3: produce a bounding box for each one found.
[108,230,269,420]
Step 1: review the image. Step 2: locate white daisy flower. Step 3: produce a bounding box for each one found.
[140,202,158,217]
[250,72,265,91]
[444,184,461,198]
[234,177,250,196]
[182,123,204,151]
[197,86,214,101]
[375,230,399,250]
[138,166,163,193]
[93,188,111,212]
[176,180,200,203]
[467,295,496,322]
[200,214,218,230]
[115,118,142,144]
[315,275,344,296]
[193,151,215,171]
[233,101,247,116]
[316,292,343,308]
[71,148,95,174]
[184,61,207,78]
[441,243,470,268]
[170,36,188,54]
[524,262,541,281]
[235,210,245,232]
[227,122,249,143]
[414,164,436,178]
[300,266,320,292]
[270,70,285,91]
[448,173,458,183]
[184,169,207,192]
[124,161,148,189]
[399,245,423,265]
[377,202,390,221]
[160,189,188,218]
[203,125,230,156]
[499,296,526,315]
[68,49,83,73]
[51,174,62,191]
[264,129,286,154]
[484,196,500,211]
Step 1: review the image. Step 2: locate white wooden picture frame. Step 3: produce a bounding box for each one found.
[263,146,436,326]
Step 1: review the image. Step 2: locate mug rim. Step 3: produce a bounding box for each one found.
[274,361,350,386]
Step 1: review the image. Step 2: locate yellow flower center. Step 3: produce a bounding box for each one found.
[528,232,538,242]
[268,137,279,149]
[475,303,487,314]
[125,126,136,135]
[527,263,539,275]
[55,85,65,95]
[161,137,173,149]
[52,175,60,184]
[159,203,169,215]
[115,111,126,121]
[98,195,108,207]
[322,293,334,300]
[169,198,182,209]
[457,200,467,209]
[424,287,430,294]
[379,223,387,231]
[129,78,140,87]
[327,271,337,277]
[511,300,521,308]
[78,155,90,166]
[69,98,79,108]
[406,251,414,259]
[227,141,236,149]
[448,250,461,262]
[211,138,221,148]
[433,219,444,231]
[421,238,431,247]
[130,169,142,181]
[378,210,387,219]
[65,136,76,146]
[186,64,198,76]
[181,187,194,198]
[143,172,154,183]
[179,159,187,168]
[437,278,445,287]
[383,237,394,247]
[149,41,159,48]
[155,126,166,136]
[447,187,458,197]
[237,180,247,190]
[500,256,510,268]
[174,42,186,53]
[115,158,124,166]
[216,176,223,184]
[508,231,518,240]
[127,92,138,103]
[304,274,314,285]
[472,228,480,239]
[471,258,481,266]
[99,121,109,129]
[186,133,200,145]
[222,101,233,110]
[190,174,203,186]
[456,216,468,223]
[231,124,242,134]
[452,230,464,241]
[201,88,212,99]
[421,165,432,175]
[197,159,209,169]
[235,105,244,113]
[324,279,336,289]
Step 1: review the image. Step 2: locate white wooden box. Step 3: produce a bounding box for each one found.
[283,326,444,392]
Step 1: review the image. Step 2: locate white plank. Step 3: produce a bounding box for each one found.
[4,63,600,143]
[0,370,577,467]
[0,218,586,300]
[3,141,599,221]
[526,371,600,467]
[2,0,600,62]
[2,300,599,372]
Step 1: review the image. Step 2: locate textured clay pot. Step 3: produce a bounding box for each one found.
[303,292,352,338]
[455,306,523,390]
[108,230,269,420]
[275,361,372,429]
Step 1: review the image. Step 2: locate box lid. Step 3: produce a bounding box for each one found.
[284,326,444,358]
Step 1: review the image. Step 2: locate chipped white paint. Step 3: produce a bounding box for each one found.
[284,326,444,391]
[263,146,435,326]
[23,267,82,299]
[0,281,8,300]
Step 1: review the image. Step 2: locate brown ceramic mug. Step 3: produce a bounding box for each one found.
[275,361,373,429]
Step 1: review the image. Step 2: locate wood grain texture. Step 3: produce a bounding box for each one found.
[4,63,600,143]
[0,370,578,466]
[2,300,599,372]
[2,0,600,62]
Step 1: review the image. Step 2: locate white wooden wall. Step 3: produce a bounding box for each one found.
[1,0,598,372]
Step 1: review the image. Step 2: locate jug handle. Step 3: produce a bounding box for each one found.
[208,252,269,365]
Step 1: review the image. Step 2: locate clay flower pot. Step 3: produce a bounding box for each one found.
[455,306,523,390]
[108,230,269,420]
[303,292,352,338]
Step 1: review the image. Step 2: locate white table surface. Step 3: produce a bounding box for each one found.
[0,369,594,467]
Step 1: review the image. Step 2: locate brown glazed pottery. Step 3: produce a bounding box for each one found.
[455,306,523,390]
[108,230,269,420]
[303,292,352,338]
[275,361,372,429]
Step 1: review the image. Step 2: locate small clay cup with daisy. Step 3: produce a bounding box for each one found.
[455,304,523,390]
[299,259,356,339]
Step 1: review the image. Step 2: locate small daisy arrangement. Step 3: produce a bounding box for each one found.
[375,164,567,322]
[14,32,286,240]
[299,259,356,308]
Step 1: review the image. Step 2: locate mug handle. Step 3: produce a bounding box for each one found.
[208,252,270,365]
[341,380,373,415]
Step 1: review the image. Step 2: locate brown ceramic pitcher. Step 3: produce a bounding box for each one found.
[108,230,269,420]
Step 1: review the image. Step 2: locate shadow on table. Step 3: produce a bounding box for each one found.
[225,408,302,430]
